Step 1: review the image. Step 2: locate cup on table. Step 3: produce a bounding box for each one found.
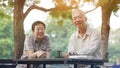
[56,50,62,58]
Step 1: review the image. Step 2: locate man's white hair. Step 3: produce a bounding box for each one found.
[72,9,86,17]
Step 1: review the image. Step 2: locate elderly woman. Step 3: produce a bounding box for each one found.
[16,21,50,68]
[22,21,50,59]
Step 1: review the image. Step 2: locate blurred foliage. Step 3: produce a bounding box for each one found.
[108,29,120,63]
[49,9,72,19]
[0,38,14,59]
[0,0,14,59]
[0,16,14,59]
[25,0,41,7]
[0,17,14,59]
[0,0,13,15]
[53,0,79,8]
[0,0,13,7]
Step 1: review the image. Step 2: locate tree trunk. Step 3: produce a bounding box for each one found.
[101,8,110,60]
[14,0,25,59]
[101,1,115,60]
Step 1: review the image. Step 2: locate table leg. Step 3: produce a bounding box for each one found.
[91,65,94,68]
[43,64,46,68]
[27,64,30,68]
[74,64,77,68]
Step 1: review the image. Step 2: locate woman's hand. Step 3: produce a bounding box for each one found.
[35,51,47,58]
[26,50,37,59]
[25,50,47,59]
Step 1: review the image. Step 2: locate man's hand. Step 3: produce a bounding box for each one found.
[62,53,69,58]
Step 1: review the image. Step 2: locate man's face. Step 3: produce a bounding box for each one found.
[72,10,86,29]
[33,24,45,39]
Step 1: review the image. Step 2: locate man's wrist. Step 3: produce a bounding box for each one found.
[69,52,76,55]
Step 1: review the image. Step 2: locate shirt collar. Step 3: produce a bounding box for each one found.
[76,26,91,38]
[86,26,91,36]
[33,35,46,43]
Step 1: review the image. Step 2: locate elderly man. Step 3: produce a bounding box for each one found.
[63,9,102,68]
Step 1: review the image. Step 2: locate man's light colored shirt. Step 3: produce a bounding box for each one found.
[68,26,102,59]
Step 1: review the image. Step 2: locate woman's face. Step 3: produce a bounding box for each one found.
[33,24,45,40]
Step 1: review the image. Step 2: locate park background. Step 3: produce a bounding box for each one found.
[0,0,120,64]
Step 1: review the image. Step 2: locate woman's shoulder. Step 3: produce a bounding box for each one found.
[26,34,34,38]
[44,35,50,39]
[25,34,35,40]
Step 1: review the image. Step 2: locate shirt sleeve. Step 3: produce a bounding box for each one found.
[23,36,34,51]
[67,34,77,54]
[44,36,51,52]
[21,36,35,59]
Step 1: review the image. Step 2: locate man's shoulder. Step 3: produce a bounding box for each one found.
[70,31,78,38]
[88,27,100,35]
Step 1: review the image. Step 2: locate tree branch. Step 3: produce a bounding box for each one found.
[85,6,99,14]
[24,4,77,18]
[24,5,54,18]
